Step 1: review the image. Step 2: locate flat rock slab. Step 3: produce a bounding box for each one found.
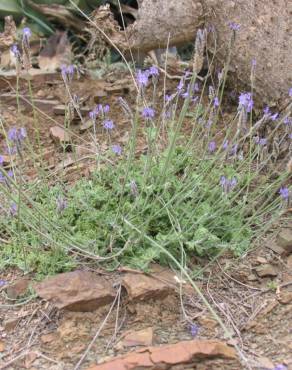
[122,272,174,301]
[6,277,31,299]
[277,229,292,254]
[117,327,154,349]
[87,340,237,370]
[50,126,71,145]
[34,270,115,312]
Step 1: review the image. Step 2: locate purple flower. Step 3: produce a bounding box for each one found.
[0,280,7,287]
[289,88,292,97]
[148,65,159,77]
[228,22,241,31]
[263,106,270,115]
[270,113,279,121]
[8,127,26,144]
[130,180,138,197]
[165,94,172,102]
[251,58,256,67]
[61,64,74,81]
[9,202,18,217]
[279,187,289,200]
[0,155,3,166]
[11,44,20,58]
[103,104,110,114]
[238,92,253,113]
[112,144,122,155]
[220,176,237,193]
[230,144,238,156]
[56,196,67,213]
[213,96,220,107]
[283,117,291,126]
[142,107,155,119]
[22,27,32,40]
[103,119,115,130]
[254,136,267,146]
[222,140,229,150]
[208,141,216,153]
[89,109,98,120]
[177,78,184,92]
[190,324,199,337]
[136,70,149,88]
[273,365,287,370]
[193,83,200,92]
[0,169,13,184]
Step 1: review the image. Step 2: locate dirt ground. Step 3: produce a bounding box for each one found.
[0,70,291,370]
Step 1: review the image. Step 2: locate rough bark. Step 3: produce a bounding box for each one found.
[93,0,292,105]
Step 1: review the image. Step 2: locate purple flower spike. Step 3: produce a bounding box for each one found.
[9,202,18,217]
[103,119,115,130]
[61,64,74,82]
[148,65,159,77]
[190,324,199,337]
[193,83,200,92]
[103,104,110,114]
[220,176,237,193]
[8,127,26,145]
[213,96,220,107]
[228,22,241,31]
[142,107,155,119]
[0,155,3,166]
[112,144,122,155]
[136,70,149,88]
[270,113,279,121]
[0,279,7,287]
[56,196,67,213]
[222,140,229,150]
[22,27,32,39]
[11,44,20,58]
[208,141,216,153]
[289,88,292,98]
[279,187,289,200]
[238,92,253,113]
[177,78,184,92]
[273,365,287,370]
[254,137,267,146]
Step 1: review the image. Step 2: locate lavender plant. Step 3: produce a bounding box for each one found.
[0,28,291,276]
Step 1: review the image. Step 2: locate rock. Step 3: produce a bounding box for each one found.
[287,255,292,268]
[198,315,219,330]
[122,272,173,301]
[277,229,292,254]
[53,104,90,117]
[6,277,31,299]
[93,90,108,102]
[34,270,115,312]
[50,126,71,146]
[256,256,268,264]
[4,317,21,331]
[255,264,278,278]
[266,240,285,255]
[117,327,153,349]
[41,333,59,344]
[278,292,292,305]
[86,340,237,370]
[257,356,274,369]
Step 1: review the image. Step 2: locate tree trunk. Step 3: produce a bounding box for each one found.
[93,0,292,106]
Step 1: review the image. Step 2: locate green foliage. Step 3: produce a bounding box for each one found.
[1,147,262,276]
